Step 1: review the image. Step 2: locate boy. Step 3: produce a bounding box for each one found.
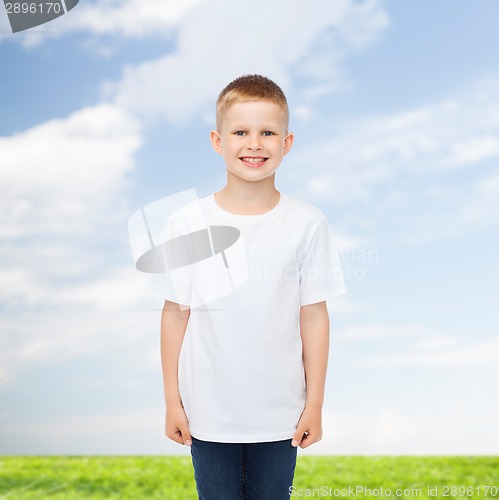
[160,74,346,499]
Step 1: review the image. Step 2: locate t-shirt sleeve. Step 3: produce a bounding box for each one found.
[143,215,193,308]
[299,215,346,306]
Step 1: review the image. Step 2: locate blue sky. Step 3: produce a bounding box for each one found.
[1,0,498,456]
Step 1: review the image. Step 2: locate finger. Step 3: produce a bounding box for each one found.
[166,426,185,446]
[292,427,306,447]
[180,425,192,446]
[299,432,317,449]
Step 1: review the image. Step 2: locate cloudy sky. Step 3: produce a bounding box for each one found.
[1,0,498,456]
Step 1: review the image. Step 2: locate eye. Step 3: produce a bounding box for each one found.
[262,131,275,136]
[234,131,246,136]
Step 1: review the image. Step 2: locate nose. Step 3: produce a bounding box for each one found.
[245,134,262,151]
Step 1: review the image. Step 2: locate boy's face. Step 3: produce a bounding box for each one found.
[210,100,294,184]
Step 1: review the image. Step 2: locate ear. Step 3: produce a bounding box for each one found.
[283,131,294,156]
[210,130,223,156]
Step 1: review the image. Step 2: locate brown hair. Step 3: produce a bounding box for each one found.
[216,74,289,132]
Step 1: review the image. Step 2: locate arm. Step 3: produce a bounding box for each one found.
[292,300,330,448]
[160,300,192,446]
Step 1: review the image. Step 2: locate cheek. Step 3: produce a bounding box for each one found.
[271,141,286,154]
[226,143,242,156]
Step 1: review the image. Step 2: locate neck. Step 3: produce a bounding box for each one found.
[215,176,280,212]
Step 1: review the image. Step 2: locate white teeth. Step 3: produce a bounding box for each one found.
[241,157,266,163]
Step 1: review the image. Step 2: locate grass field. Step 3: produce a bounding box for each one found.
[0,456,497,499]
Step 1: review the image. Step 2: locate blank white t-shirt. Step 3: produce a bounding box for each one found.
[149,191,346,443]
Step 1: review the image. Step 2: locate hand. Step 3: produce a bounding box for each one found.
[291,405,322,449]
[165,403,192,446]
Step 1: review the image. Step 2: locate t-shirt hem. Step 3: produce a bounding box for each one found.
[189,428,296,443]
[300,287,347,306]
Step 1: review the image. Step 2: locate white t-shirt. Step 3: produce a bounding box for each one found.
[148,191,346,443]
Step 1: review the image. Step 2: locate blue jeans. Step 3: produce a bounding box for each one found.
[190,436,298,499]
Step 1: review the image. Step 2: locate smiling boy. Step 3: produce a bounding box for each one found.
[210,98,291,214]
[160,74,346,499]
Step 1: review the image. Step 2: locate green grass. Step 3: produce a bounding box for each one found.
[0,456,497,499]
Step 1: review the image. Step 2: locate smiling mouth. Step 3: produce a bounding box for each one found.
[239,157,269,166]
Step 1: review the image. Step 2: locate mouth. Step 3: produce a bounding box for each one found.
[239,157,269,168]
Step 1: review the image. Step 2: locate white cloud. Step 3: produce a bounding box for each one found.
[476,171,499,193]
[0,101,150,384]
[336,325,423,340]
[0,0,389,73]
[0,0,204,49]
[461,170,499,226]
[289,91,499,203]
[413,335,458,350]
[68,0,203,37]
[0,296,161,383]
[101,0,388,124]
[0,102,142,238]
[301,407,499,455]
[55,267,148,310]
[360,338,499,368]
[0,408,192,455]
[2,404,498,455]
[285,76,499,243]
[292,105,314,124]
[441,134,499,167]
[0,260,150,310]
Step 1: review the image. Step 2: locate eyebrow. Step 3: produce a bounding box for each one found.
[230,124,281,130]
